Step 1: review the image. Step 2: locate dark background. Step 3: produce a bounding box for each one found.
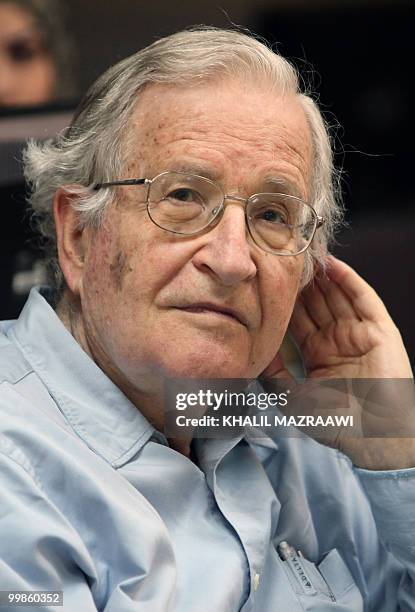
[1,0,414,364]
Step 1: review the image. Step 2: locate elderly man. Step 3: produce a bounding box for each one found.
[0,27,414,612]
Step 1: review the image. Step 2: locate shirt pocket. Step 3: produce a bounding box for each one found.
[279,546,364,611]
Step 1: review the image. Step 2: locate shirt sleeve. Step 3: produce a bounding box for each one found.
[0,448,99,612]
[354,465,415,611]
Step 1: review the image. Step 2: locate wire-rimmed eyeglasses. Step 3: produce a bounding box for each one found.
[93,171,325,256]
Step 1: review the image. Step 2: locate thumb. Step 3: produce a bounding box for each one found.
[260,351,295,381]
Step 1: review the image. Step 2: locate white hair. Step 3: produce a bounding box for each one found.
[23,26,343,296]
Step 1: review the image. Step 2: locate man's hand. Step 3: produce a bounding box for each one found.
[291,256,412,380]
[263,256,415,470]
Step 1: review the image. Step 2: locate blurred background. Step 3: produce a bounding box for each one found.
[1,0,413,365]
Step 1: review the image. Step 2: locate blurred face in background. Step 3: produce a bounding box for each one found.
[0,2,56,107]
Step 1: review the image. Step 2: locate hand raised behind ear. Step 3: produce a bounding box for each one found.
[290,255,412,379]
[260,256,415,470]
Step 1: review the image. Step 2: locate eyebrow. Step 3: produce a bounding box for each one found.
[262,177,304,199]
[166,162,223,182]
[159,163,304,199]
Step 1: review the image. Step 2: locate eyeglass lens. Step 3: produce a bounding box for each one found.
[146,172,316,255]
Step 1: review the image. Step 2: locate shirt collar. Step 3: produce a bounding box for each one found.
[10,287,155,467]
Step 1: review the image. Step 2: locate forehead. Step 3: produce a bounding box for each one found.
[126,78,313,197]
[0,3,35,35]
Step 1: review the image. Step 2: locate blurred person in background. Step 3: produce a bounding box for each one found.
[0,0,78,321]
[0,0,77,107]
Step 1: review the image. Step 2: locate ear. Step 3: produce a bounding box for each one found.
[53,187,89,297]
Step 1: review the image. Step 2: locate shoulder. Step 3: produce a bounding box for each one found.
[0,322,75,477]
[0,323,33,386]
[0,325,57,426]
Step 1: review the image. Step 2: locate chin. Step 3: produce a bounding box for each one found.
[161,348,254,380]
[140,328,260,380]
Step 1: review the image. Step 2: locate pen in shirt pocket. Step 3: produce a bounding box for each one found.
[277,541,336,602]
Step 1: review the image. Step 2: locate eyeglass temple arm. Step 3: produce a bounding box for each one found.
[93,178,147,190]
[316,215,325,228]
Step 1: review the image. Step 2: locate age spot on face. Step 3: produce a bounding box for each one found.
[109,250,129,291]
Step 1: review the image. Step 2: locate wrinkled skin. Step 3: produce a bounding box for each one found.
[55,78,414,467]
[56,79,310,430]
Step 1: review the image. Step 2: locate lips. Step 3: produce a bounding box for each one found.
[176,302,247,326]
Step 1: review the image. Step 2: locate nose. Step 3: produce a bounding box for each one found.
[192,202,257,286]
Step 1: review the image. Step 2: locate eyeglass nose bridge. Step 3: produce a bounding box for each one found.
[223,194,248,205]
[207,194,261,252]
[209,193,252,228]
[215,193,251,215]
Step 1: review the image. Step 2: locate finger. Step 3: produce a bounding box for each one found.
[299,278,335,328]
[288,297,317,348]
[261,351,295,379]
[326,256,391,323]
[315,273,360,322]
[260,352,298,400]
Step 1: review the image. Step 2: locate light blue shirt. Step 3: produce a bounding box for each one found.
[0,288,414,611]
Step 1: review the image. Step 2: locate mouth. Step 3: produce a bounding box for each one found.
[175,303,247,327]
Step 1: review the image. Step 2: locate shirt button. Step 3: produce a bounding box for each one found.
[253,572,260,591]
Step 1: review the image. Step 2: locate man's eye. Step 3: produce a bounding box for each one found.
[258,208,288,225]
[166,188,200,203]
